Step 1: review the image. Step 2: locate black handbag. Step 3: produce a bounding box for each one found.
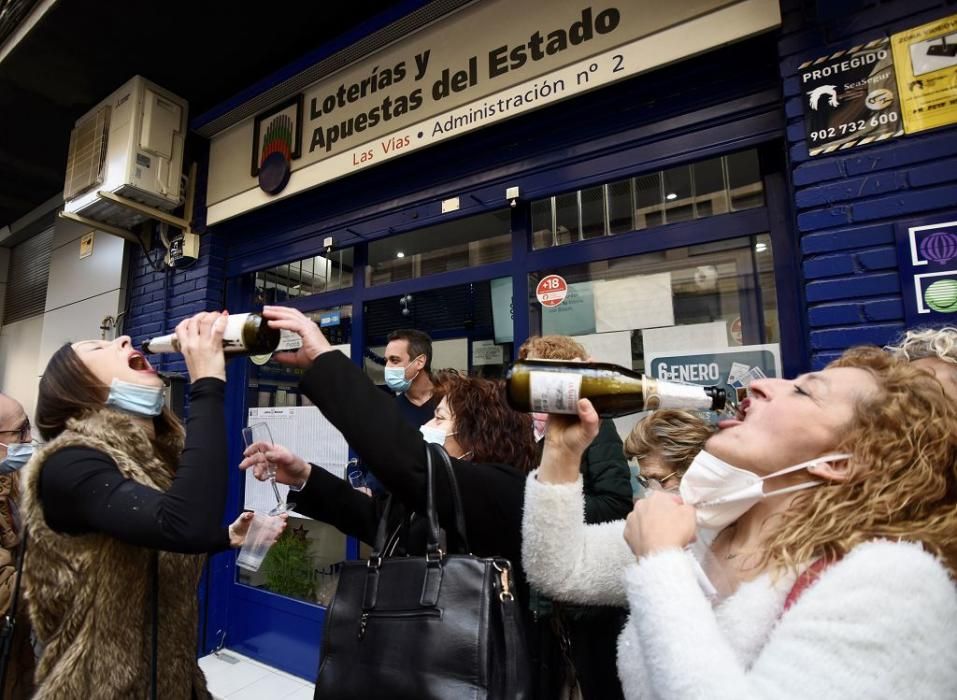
[315,444,531,699]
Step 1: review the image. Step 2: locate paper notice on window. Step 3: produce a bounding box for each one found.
[642,322,729,359]
[572,330,634,368]
[244,405,350,514]
[593,274,675,332]
[472,339,503,365]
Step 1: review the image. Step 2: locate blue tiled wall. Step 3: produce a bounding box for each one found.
[780,0,957,368]
[123,140,227,378]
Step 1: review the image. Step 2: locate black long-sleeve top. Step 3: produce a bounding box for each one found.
[38,377,231,553]
[294,351,528,587]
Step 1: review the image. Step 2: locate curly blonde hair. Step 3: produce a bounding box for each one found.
[518,335,586,361]
[885,326,957,364]
[623,409,715,473]
[761,346,957,576]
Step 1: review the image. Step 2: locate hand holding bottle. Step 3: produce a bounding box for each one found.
[262,305,332,368]
[537,398,600,484]
[175,311,228,382]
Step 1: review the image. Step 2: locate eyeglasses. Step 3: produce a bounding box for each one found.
[636,470,680,492]
[0,418,30,443]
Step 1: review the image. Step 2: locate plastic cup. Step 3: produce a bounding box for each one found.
[236,512,285,572]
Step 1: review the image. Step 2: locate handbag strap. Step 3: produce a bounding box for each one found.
[369,495,394,558]
[423,445,443,560]
[0,529,26,691]
[429,444,470,554]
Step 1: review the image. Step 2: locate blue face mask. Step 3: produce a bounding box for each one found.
[0,442,33,474]
[384,356,421,393]
[106,378,166,417]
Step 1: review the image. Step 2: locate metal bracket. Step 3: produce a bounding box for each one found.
[58,209,147,246]
[57,162,199,247]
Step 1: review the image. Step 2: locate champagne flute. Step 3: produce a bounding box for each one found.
[242,422,295,516]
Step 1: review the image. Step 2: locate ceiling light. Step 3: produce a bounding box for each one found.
[755,242,768,253]
[666,192,678,200]
[396,251,405,258]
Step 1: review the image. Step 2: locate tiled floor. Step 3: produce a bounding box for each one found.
[199,649,314,700]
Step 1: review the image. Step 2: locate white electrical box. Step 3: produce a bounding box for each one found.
[63,75,188,228]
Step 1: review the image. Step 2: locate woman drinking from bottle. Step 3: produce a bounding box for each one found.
[521,346,957,699]
[21,311,279,699]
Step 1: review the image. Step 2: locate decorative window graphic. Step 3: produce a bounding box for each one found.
[908,220,957,267]
[896,219,957,323]
[250,94,304,195]
[914,272,957,314]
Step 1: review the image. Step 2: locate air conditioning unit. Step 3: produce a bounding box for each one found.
[63,75,188,228]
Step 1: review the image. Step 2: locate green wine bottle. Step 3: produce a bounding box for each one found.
[505,359,726,418]
[141,312,296,356]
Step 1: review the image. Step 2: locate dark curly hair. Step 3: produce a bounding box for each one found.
[435,373,537,473]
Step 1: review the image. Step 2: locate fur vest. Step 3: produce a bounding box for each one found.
[21,409,208,699]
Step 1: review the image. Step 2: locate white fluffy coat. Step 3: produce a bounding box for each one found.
[521,473,957,699]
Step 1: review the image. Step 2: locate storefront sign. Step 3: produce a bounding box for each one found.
[207,0,780,223]
[892,13,957,134]
[645,344,781,387]
[536,274,568,307]
[895,218,957,324]
[799,38,903,157]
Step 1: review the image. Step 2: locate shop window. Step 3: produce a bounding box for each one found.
[366,209,510,286]
[634,172,664,230]
[253,248,354,306]
[580,186,605,239]
[531,149,765,249]
[727,150,764,210]
[606,180,633,234]
[238,305,353,606]
[553,193,579,245]
[527,233,779,384]
[362,278,514,383]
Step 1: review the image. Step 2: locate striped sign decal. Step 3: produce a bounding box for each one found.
[798,38,886,70]
[809,128,904,156]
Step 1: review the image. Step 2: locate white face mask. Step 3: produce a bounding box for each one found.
[420,425,455,446]
[679,450,852,530]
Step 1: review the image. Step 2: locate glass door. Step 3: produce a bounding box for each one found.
[221,303,354,680]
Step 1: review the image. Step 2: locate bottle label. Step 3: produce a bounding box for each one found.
[654,380,712,410]
[277,330,303,351]
[222,315,249,351]
[528,371,582,414]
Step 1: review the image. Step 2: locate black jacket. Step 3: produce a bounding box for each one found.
[293,351,528,595]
